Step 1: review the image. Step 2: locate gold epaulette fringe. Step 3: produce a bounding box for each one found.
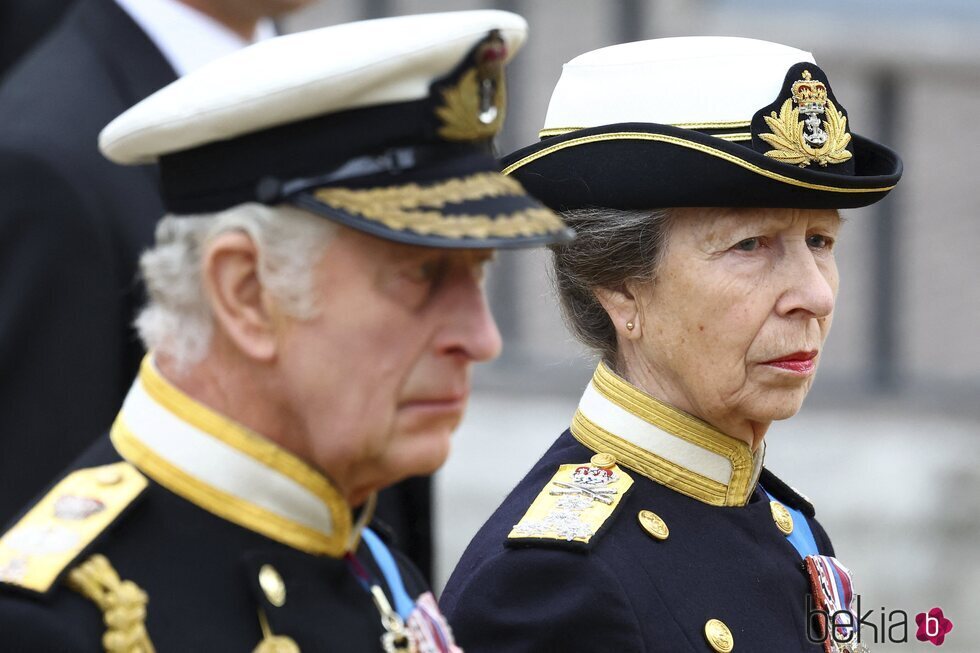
[67,554,155,653]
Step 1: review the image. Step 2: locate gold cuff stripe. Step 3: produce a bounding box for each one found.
[571,411,729,506]
[589,363,755,506]
[111,421,347,557]
[502,131,896,194]
[313,172,567,239]
[137,357,352,543]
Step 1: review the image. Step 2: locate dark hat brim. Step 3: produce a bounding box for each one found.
[289,150,574,249]
[500,122,902,211]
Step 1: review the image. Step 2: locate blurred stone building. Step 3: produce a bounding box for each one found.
[286,3,979,650]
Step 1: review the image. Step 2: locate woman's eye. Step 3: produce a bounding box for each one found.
[806,234,834,250]
[733,237,760,252]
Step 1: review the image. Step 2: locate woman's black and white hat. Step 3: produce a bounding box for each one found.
[100,11,572,249]
[502,36,902,211]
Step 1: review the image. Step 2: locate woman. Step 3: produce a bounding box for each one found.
[441,37,901,653]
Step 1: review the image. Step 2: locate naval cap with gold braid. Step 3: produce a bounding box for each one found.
[99,10,572,249]
[501,36,902,211]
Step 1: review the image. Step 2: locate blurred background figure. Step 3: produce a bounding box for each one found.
[0,0,290,525]
[0,0,74,79]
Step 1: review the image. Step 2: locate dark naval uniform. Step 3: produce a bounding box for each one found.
[0,359,460,652]
[442,363,853,653]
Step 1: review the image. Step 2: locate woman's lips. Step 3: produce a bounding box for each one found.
[761,351,818,375]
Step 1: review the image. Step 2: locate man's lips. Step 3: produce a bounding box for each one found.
[400,392,469,411]
[761,351,818,374]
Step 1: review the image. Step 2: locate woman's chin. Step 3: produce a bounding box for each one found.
[742,385,812,424]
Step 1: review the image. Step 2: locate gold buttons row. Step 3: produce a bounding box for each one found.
[598,450,806,652]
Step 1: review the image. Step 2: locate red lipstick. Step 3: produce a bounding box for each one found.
[762,351,817,375]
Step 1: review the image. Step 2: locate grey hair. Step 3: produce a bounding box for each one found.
[550,207,674,364]
[135,203,335,369]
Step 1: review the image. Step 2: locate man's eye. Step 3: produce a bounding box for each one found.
[406,260,443,283]
[733,238,760,252]
[807,234,834,250]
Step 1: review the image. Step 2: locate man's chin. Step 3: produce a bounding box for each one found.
[382,425,455,479]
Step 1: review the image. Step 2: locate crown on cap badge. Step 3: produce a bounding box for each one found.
[436,31,507,142]
[760,70,852,168]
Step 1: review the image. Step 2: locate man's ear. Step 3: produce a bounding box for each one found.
[594,282,642,339]
[202,231,279,362]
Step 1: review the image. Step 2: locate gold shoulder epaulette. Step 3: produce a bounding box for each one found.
[507,453,633,546]
[0,462,148,594]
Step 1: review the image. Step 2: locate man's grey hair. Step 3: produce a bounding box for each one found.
[136,203,335,369]
[550,207,674,364]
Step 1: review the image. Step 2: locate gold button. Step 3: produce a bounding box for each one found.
[704,618,734,652]
[769,501,794,535]
[259,564,286,607]
[95,467,122,486]
[637,510,669,541]
[590,452,616,469]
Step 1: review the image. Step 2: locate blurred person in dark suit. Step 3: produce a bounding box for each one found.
[0,0,75,78]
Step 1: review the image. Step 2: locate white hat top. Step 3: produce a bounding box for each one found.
[542,36,815,133]
[100,10,527,164]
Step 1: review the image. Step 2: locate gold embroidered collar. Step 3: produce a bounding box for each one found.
[110,356,356,557]
[571,362,764,507]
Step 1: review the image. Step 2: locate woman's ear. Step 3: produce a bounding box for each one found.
[594,283,641,339]
[201,231,279,362]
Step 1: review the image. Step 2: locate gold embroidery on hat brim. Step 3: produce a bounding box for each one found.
[314,172,567,239]
[502,131,893,194]
[760,98,853,168]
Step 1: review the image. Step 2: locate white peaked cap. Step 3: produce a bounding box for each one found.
[503,35,902,212]
[100,10,528,164]
[542,36,816,133]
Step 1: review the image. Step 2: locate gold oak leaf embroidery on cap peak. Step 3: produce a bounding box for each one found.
[760,70,852,168]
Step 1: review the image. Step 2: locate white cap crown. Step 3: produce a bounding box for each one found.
[101,10,528,164]
[542,36,815,132]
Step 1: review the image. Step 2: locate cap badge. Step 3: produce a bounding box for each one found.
[760,70,852,168]
[436,31,507,142]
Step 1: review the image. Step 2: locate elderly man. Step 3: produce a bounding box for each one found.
[0,11,570,651]
[442,37,901,653]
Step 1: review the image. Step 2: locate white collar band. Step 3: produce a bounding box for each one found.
[571,362,765,507]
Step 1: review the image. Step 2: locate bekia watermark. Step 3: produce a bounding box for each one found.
[807,594,954,648]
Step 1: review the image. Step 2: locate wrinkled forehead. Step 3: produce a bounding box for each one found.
[673,206,841,239]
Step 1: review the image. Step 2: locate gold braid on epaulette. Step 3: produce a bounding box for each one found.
[66,554,155,653]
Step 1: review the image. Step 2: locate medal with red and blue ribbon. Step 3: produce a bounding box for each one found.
[762,488,867,653]
[346,528,462,652]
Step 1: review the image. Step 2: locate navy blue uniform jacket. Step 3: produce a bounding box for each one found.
[442,363,836,652]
